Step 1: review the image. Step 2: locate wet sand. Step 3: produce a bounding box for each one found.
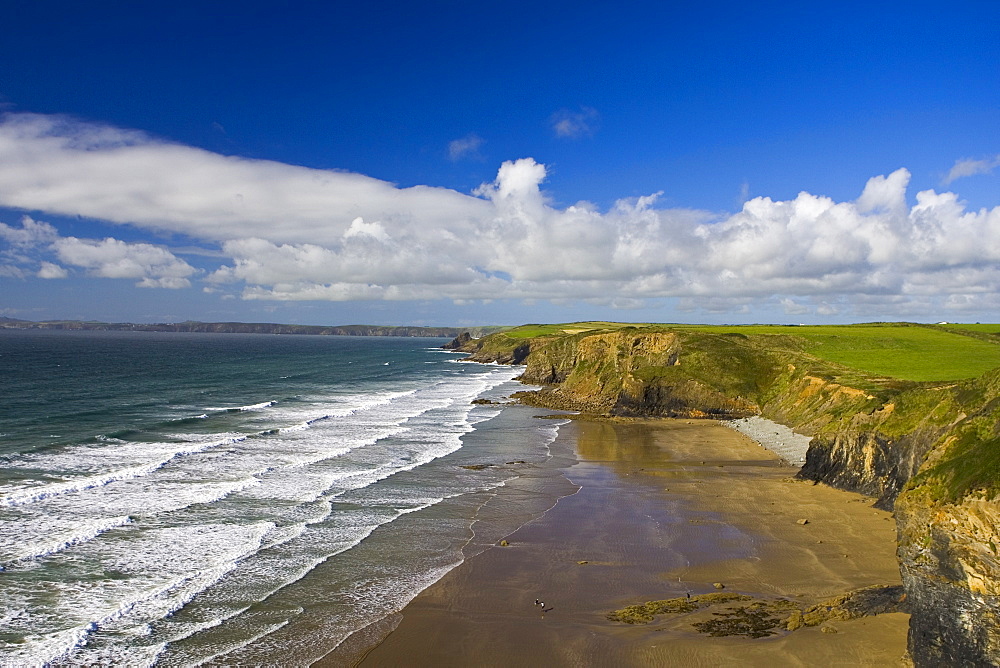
[332,419,909,667]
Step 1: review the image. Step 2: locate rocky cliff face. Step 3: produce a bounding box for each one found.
[450,327,1000,666]
[889,370,1000,666]
[466,329,775,417]
[519,330,747,416]
[896,494,1000,666]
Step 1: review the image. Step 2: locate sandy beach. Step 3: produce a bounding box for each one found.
[323,418,908,667]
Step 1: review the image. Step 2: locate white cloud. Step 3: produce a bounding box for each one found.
[550,107,599,139]
[0,214,195,288]
[942,155,1000,185]
[2,113,1000,317]
[447,133,483,161]
[857,168,909,214]
[343,217,391,243]
[0,113,489,245]
[37,261,68,279]
[0,216,59,247]
[53,237,196,288]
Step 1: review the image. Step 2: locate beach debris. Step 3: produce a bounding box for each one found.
[797,518,810,525]
[713,582,725,589]
[693,602,784,638]
[535,599,541,606]
[608,592,750,624]
[607,585,907,637]
[577,560,589,565]
[498,539,510,546]
[821,625,838,633]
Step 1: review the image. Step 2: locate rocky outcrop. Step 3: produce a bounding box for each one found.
[442,332,474,349]
[799,430,936,509]
[897,494,1000,666]
[457,325,1000,666]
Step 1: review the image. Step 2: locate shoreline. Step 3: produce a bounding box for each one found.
[314,407,583,666]
[337,417,908,667]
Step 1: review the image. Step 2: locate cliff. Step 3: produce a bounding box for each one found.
[459,326,881,425]
[449,324,1000,666]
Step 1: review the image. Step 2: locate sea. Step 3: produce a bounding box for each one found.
[0,329,568,666]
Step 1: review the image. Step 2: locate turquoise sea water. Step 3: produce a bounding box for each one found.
[0,330,565,666]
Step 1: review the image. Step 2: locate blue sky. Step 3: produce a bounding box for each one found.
[1,0,998,326]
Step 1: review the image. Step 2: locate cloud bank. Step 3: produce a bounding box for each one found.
[1,112,999,318]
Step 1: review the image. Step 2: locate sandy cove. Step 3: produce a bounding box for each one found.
[321,418,908,667]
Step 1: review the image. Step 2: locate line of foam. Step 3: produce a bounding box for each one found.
[0,434,246,508]
[166,496,455,664]
[28,522,275,668]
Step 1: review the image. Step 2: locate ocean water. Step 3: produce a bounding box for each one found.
[0,330,565,666]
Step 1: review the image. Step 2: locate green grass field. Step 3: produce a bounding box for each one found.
[500,322,1000,382]
[676,323,1000,382]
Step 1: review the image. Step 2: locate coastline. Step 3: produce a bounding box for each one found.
[336,417,908,667]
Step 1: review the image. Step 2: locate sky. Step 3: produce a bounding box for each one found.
[1,0,998,327]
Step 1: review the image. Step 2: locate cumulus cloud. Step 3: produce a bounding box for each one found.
[550,107,599,139]
[2,113,1000,317]
[0,216,59,247]
[942,155,1000,185]
[0,213,196,288]
[447,133,483,161]
[53,237,196,288]
[37,261,68,279]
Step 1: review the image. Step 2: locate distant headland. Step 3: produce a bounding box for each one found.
[0,317,506,339]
